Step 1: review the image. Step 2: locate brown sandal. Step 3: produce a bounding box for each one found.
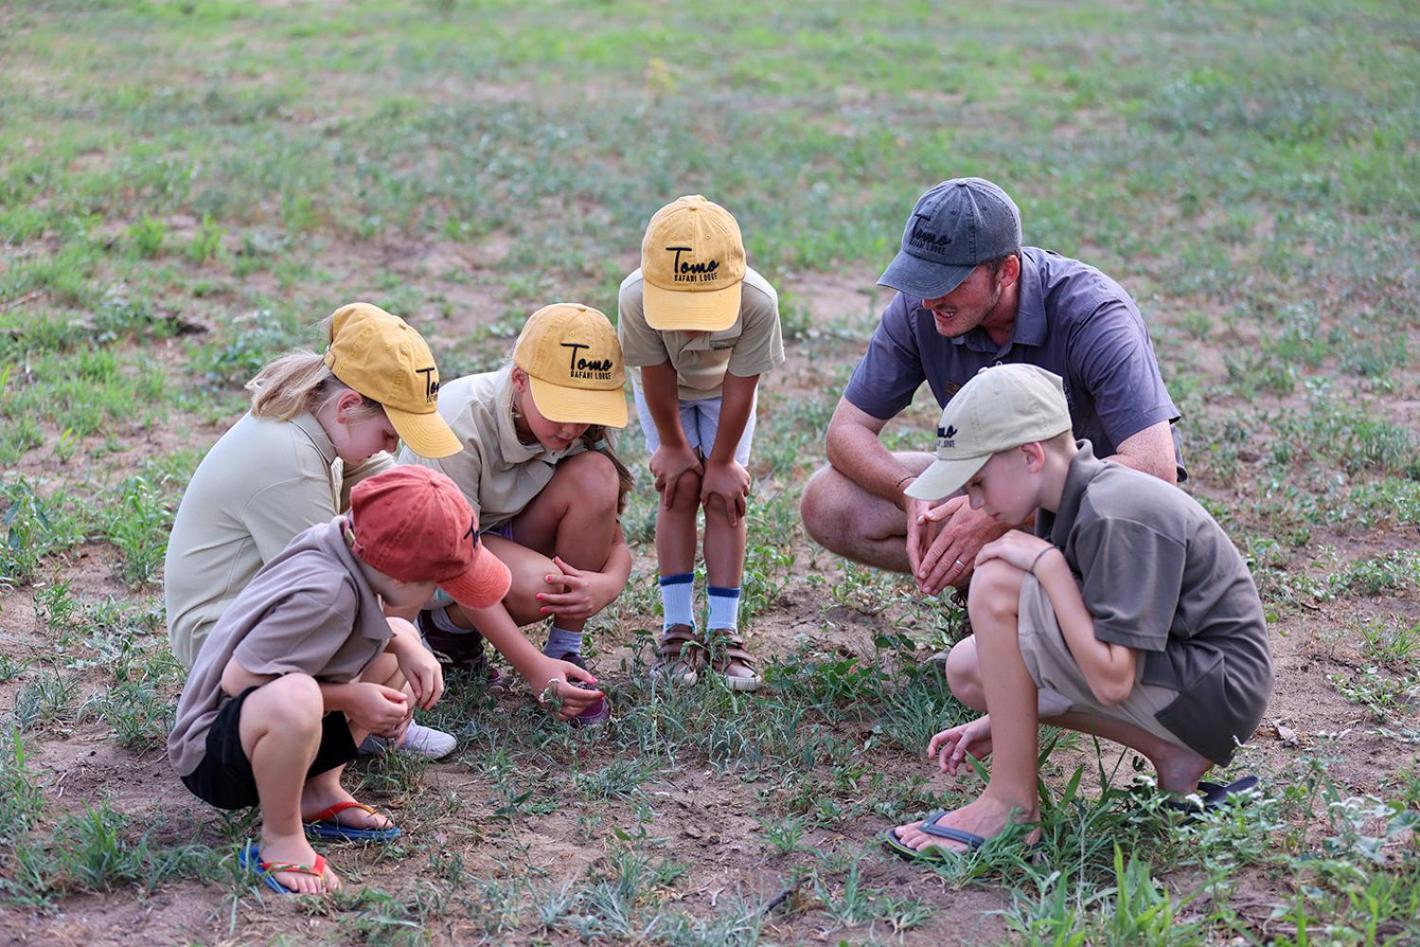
[652,623,704,685]
[705,628,761,692]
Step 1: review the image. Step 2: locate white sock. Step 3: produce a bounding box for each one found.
[707,585,741,631]
[659,573,695,629]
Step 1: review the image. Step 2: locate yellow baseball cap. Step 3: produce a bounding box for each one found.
[513,303,628,429]
[322,302,462,459]
[640,195,746,332]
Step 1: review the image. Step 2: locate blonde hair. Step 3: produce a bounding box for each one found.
[247,314,384,421]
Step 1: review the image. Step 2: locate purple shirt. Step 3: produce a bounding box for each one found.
[844,247,1184,476]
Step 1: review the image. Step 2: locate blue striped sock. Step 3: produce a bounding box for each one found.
[659,573,695,629]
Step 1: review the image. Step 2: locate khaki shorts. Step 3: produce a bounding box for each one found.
[1017,573,1184,747]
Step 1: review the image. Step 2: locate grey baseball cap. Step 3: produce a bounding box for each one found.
[878,177,1022,300]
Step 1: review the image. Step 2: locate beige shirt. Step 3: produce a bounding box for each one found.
[399,366,584,529]
[618,265,784,400]
[164,411,393,669]
[168,519,391,777]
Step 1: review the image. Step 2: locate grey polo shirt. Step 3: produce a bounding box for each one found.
[167,518,392,778]
[1034,442,1272,765]
[844,247,1185,477]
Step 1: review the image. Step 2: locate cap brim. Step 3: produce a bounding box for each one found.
[642,279,741,331]
[386,405,463,459]
[877,250,975,300]
[527,375,628,429]
[440,549,512,611]
[904,454,990,501]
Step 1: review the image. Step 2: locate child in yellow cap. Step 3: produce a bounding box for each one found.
[165,302,464,758]
[400,303,632,726]
[618,195,785,690]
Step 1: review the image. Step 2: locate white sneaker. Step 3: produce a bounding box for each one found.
[397,723,457,760]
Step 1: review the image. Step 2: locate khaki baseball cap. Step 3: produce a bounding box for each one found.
[323,302,462,459]
[906,364,1072,501]
[513,303,628,428]
[640,195,746,331]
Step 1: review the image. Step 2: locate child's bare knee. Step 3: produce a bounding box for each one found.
[668,469,702,512]
[967,559,1023,622]
[563,450,618,508]
[945,638,986,710]
[249,673,323,733]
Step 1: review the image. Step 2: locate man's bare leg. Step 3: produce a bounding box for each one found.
[799,452,932,572]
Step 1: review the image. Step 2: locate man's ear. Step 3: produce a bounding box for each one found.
[998,253,1022,291]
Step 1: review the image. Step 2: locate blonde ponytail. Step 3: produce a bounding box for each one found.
[246,350,381,420]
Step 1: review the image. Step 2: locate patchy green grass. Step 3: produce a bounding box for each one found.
[1,0,1416,943]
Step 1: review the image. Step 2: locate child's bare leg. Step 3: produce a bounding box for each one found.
[894,560,1040,853]
[239,673,340,893]
[703,494,746,589]
[1043,710,1213,793]
[299,652,406,831]
[657,468,701,578]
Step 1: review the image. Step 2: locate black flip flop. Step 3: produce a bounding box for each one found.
[1163,775,1260,817]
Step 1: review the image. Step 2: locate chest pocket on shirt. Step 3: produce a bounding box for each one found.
[709,326,742,350]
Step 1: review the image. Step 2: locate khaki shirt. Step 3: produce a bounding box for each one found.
[168,519,391,777]
[618,265,784,400]
[399,366,584,529]
[164,411,393,669]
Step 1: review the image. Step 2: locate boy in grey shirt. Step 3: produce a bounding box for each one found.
[884,364,1271,859]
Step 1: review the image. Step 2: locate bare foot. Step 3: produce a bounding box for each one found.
[300,783,395,832]
[256,831,341,894]
[891,794,1039,855]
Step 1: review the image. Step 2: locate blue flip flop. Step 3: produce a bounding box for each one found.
[882,810,988,860]
[303,801,401,842]
[239,842,329,895]
[1163,776,1260,817]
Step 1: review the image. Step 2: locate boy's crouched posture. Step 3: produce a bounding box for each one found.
[887,364,1272,857]
[168,466,510,893]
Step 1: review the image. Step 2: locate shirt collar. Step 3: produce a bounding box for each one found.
[290,411,338,467]
[493,365,572,464]
[943,247,1047,353]
[1044,439,1106,547]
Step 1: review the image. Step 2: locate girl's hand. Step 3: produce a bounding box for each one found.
[537,557,618,623]
[927,715,994,776]
[524,656,604,721]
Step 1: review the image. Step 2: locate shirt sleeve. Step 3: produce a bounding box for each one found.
[841,295,927,420]
[727,282,785,378]
[241,472,338,564]
[1070,302,1180,447]
[1075,518,1184,652]
[617,277,671,369]
[231,581,360,676]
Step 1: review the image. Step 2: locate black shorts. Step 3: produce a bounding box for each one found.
[180,685,360,810]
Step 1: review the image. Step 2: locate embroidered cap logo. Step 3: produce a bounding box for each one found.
[560,341,615,382]
[665,245,721,285]
[937,424,958,450]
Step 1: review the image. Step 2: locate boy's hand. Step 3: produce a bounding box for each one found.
[346,682,410,736]
[537,556,618,623]
[975,530,1054,573]
[700,459,750,526]
[927,715,993,776]
[650,443,702,508]
[392,635,444,710]
[524,656,604,721]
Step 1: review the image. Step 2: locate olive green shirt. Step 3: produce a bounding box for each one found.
[1035,442,1272,765]
[164,411,392,669]
[617,265,785,400]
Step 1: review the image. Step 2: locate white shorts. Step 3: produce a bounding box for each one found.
[632,384,755,467]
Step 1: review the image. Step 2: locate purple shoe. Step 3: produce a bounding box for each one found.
[556,652,610,727]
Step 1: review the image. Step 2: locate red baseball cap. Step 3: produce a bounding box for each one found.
[347,466,511,609]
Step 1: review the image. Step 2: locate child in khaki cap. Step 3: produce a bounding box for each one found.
[618,195,785,690]
[401,303,632,726]
[165,302,464,758]
[885,364,1271,860]
[168,465,520,895]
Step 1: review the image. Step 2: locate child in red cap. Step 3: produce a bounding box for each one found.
[168,466,599,895]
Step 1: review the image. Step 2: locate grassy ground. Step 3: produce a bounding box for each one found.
[1,0,1417,943]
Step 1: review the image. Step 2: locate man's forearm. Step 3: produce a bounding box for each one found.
[827,420,918,508]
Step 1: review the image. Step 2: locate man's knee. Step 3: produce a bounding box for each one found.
[800,465,857,548]
[967,559,1024,625]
